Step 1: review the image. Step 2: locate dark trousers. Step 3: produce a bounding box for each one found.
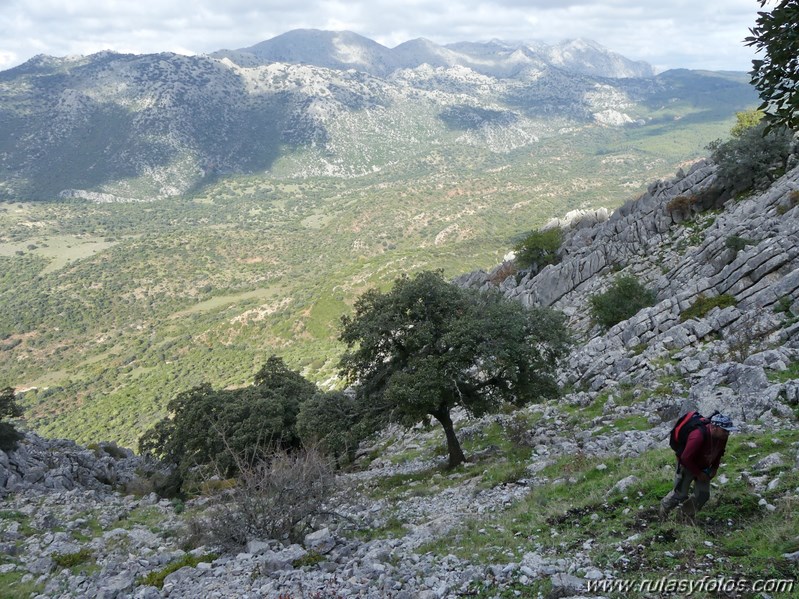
[660,463,710,516]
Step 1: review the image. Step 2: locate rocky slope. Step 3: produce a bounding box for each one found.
[2,158,799,597]
[458,153,799,427]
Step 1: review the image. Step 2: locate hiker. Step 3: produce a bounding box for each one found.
[660,412,739,521]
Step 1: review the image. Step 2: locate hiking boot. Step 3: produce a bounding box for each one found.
[658,504,669,521]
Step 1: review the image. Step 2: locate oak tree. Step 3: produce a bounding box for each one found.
[339,271,570,468]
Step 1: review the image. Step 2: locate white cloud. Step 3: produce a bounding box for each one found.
[0,50,18,70]
[0,0,761,72]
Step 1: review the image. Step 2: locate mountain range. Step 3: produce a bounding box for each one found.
[0,29,753,201]
[211,29,654,78]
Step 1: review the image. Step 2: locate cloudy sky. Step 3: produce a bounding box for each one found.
[0,0,763,73]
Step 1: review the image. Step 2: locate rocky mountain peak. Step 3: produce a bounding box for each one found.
[213,29,396,75]
[213,29,654,79]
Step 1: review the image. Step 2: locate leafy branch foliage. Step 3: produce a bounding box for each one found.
[707,118,793,196]
[338,271,570,467]
[745,0,799,131]
[296,391,376,467]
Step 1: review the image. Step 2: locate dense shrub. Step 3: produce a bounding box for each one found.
[513,228,563,270]
[138,356,317,482]
[52,549,93,569]
[589,275,657,330]
[0,387,23,452]
[708,119,793,196]
[725,235,757,254]
[296,391,376,467]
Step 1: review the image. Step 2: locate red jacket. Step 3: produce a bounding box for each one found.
[679,425,727,478]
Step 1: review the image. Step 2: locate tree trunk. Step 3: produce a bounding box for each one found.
[432,408,466,468]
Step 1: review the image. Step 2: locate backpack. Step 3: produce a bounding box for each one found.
[669,411,711,457]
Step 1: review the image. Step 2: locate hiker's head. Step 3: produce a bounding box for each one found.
[710,413,739,438]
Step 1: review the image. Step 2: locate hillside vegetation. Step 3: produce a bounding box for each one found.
[2,149,799,597]
[0,102,756,447]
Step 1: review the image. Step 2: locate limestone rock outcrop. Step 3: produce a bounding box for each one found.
[458,160,799,426]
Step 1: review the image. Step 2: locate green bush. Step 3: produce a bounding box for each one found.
[708,120,793,196]
[138,356,317,482]
[296,391,375,467]
[513,228,562,270]
[52,549,93,569]
[729,109,764,138]
[136,553,218,589]
[773,296,794,315]
[589,275,657,330]
[725,235,757,254]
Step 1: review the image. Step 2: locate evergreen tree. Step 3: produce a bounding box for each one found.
[339,271,570,467]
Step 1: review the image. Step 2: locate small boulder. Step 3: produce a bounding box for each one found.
[304,527,336,555]
[753,452,784,473]
[246,540,272,555]
[610,475,639,495]
[550,572,585,594]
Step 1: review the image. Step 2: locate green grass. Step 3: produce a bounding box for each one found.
[767,361,799,384]
[71,516,104,542]
[118,506,164,532]
[0,571,44,598]
[292,550,325,568]
[680,294,737,322]
[419,427,799,593]
[52,548,94,569]
[0,234,116,274]
[136,553,218,589]
[0,510,33,537]
[595,414,652,435]
[362,464,469,501]
[353,514,409,542]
